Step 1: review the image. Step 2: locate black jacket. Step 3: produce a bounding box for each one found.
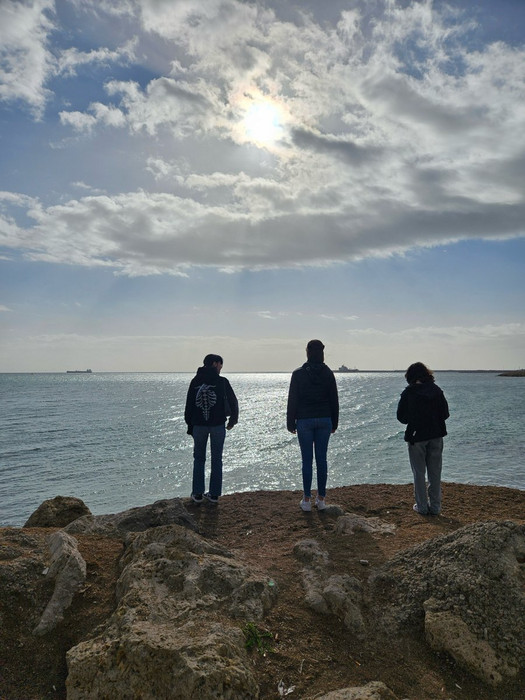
[287,362,339,432]
[397,380,449,444]
[184,366,239,429]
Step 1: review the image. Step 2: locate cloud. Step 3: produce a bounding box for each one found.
[57,39,137,78]
[0,0,55,115]
[1,0,525,274]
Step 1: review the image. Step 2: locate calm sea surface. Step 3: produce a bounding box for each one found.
[1,371,523,526]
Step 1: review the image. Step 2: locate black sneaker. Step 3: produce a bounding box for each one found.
[191,493,203,503]
[204,492,219,504]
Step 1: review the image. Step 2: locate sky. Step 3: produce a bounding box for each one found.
[0,0,524,372]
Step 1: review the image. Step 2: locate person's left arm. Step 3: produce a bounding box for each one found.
[329,371,339,432]
[225,379,239,429]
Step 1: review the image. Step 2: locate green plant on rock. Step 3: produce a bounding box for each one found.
[242,621,274,655]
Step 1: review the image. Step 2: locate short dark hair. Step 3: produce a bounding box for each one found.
[306,339,325,363]
[405,362,434,384]
[203,354,223,367]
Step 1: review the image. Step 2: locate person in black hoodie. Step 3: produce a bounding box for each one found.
[185,354,238,504]
[397,362,449,515]
[287,339,339,512]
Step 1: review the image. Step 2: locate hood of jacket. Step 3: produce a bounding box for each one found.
[403,380,443,400]
[195,366,220,383]
[302,361,331,384]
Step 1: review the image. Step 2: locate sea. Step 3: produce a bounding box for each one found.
[1,371,523,527]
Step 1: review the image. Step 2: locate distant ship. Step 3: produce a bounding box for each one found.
[336,365,359,373]
[66,369,93,374]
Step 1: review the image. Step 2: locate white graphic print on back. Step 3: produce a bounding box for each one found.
[196,384,217,420]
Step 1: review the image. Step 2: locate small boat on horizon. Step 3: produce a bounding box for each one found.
[66,369,93,374]
[336,365,359,373]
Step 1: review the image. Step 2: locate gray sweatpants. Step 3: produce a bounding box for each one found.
[408,437,443,515]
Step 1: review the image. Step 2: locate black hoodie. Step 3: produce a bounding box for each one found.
[184,366,239,429]
[397,380,449,444]
[287,362,339,432]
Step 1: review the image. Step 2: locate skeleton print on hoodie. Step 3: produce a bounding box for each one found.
[185,365,239,430]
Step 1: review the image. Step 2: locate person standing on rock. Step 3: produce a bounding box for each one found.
[396,362,449,515]
[287,339,339,512]
[185,354,238,505]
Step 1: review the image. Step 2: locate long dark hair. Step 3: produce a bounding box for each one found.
[405,362,434,384]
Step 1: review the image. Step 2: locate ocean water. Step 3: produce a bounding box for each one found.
[1,371,523,527]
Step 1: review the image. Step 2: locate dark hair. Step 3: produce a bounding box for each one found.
[306,339,325,363]
[203,354,223,367]
[405,362,434,384]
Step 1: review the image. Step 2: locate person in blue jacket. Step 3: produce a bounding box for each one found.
[397,362,449,515]
[287,339,339,512]
[185,354,238,504]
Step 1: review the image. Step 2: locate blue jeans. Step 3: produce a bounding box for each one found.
[296,417,332,499]
[408,437,443,515]
[192,424,226,498]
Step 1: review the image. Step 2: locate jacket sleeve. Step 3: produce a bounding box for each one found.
[184,381,193,427]
[224,379,239,427]
[286,372,298,431]
[440,392,450,421]
[396,391,409,424]
[329,371,339,431]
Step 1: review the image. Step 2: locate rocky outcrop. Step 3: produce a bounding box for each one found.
[33,531,87,636]
[66,524,277,699]
[63,498,197,536]
[294,538,365,638]
[370,521,525,685]
[3,493,525,699]
[314,681,399,699]
[335,513,396,536]
[24,496,91,528]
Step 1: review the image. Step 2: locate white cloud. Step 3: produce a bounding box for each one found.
[2,1,525,273]
[0,0,55,115]
[57,39,137,78]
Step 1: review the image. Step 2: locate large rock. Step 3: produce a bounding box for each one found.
[33,531,87,636]
[63,498,196,536]
[314,681,399,699]
[370,520,525,685]
[24,496,91,528]
[424,605,518,686]
[66,524,277,699]
[335,513,396,537]
[294,539,365,637]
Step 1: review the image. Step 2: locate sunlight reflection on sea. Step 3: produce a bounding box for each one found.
[1,371,523,526]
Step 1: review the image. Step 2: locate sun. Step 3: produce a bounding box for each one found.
[243,101,283,145]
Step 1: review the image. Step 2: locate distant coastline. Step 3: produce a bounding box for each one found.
[1,368,522,375]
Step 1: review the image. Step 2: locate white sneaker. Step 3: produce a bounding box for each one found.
[315,497,327,511]
[300,498,311,512]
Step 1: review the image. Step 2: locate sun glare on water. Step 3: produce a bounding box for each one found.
[243,101,283,146]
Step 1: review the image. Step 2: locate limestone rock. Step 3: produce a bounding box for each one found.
[63,498,196,536]
[66,524,276,699]
[314,681,399,699]
[294,539,365,637]
[33,531,87,636]
[424,606,518,686]
[67,621,258,700]
[335,513,396,536]
[24,496,91,528]
[371,521,525,685]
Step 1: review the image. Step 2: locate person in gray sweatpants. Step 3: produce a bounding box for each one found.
[396,362,450,515]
